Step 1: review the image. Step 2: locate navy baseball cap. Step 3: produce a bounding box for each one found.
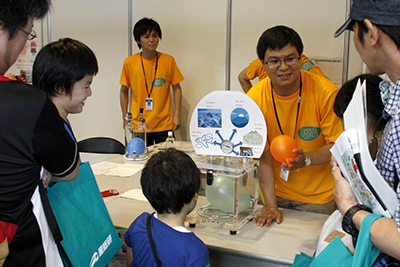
[334,0,400,38]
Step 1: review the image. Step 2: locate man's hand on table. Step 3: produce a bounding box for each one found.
[254,207,282,227]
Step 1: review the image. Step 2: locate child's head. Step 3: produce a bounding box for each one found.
[133,17,162,49]
[257,25,304,61]
[141,148,201,215]
[33,38,98,97]
[334,74,385,133]
[334,74,389,159]
[32,38,98,119]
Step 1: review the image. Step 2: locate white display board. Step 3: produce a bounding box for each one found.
[190,91,266,158]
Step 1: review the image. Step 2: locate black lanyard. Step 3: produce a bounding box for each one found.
[140,52,159,98]
[271,80,302,139]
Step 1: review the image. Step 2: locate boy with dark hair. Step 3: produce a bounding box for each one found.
[124,148,210,267]
[120,17,184,147]
[33,38,98,124]
[334,74,386,160]
[247,25,342,227]
[133,18,162,49]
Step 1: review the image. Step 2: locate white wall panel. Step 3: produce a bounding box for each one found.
[50,0,128,142]
[47,0,359,142]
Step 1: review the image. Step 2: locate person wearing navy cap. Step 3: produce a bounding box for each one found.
[333,0,400,263]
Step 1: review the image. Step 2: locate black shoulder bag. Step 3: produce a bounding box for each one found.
[146,215,162,267]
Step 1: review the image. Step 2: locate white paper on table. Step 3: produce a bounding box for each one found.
[120,188,148,202]
[104,162,144,177]
[91,161,122,175]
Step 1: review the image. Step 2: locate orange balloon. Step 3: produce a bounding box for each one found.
[270,135,298,166]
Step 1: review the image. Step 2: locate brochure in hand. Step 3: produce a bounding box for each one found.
[330,79,398,218]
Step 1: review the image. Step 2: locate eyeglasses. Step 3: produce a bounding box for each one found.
[264,57,300,68]
[19,28,37,41]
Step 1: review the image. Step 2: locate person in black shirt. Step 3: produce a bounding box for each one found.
[0,1,80,266]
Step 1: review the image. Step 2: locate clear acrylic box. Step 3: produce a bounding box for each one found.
[190,155,259,235]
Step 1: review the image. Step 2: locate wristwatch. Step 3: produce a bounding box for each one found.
[303,153,312,168]
[342,204,372,237]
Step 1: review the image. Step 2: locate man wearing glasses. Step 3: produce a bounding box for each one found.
[19,28,37,41]
[238,54,326,93]
[0,1,80,266]
[247,25,342,227]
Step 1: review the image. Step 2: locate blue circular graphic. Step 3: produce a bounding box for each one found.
[230,107,249,128]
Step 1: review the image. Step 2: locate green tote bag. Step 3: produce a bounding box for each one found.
[293,213,382,267]
[47,162,122,267]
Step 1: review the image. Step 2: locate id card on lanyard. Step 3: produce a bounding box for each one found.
[145,98,153,111]
[272,80,302,181]
[141,52,158,111]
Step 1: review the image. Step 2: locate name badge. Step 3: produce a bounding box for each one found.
[280,167,289,181]
[145,98,153,111]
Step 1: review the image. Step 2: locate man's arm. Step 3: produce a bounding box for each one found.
[120,85,129,129]
[332,160,400,260]
[125,246,133,267]
[283,143,334,170]
[172,83,182,131]
[238,68,253,93]
[41,166,79,187]
[50,163,79,182]
[254,150,283,227]
[33,97,80,182]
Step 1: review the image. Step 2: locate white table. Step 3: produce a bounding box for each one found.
[87,150,329,267]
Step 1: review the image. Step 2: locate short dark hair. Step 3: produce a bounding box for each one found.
[0,0,51,39]
[141,148,201,214]
[334,74,385,132]
[257,25,303,61]
[32,38,98,96]
[133,17,162,49]
[355,21,400,50]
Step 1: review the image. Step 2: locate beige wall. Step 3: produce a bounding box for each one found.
[45,0,360,143]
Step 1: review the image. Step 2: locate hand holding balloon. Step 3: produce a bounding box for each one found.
[270,135,298,168]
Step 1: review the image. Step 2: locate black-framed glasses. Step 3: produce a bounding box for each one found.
[19,28,37,41]
[264,57,300,68]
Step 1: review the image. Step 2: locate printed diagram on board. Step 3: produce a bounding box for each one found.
[214,129,241,155]
[190,91,267,158]
[198,109,221,128]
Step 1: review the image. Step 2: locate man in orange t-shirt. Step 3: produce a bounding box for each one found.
[239,54,326,93]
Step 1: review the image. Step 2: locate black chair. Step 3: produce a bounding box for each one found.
[77,137,125,155]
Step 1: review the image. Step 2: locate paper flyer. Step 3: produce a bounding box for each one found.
[330,80,398,218]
